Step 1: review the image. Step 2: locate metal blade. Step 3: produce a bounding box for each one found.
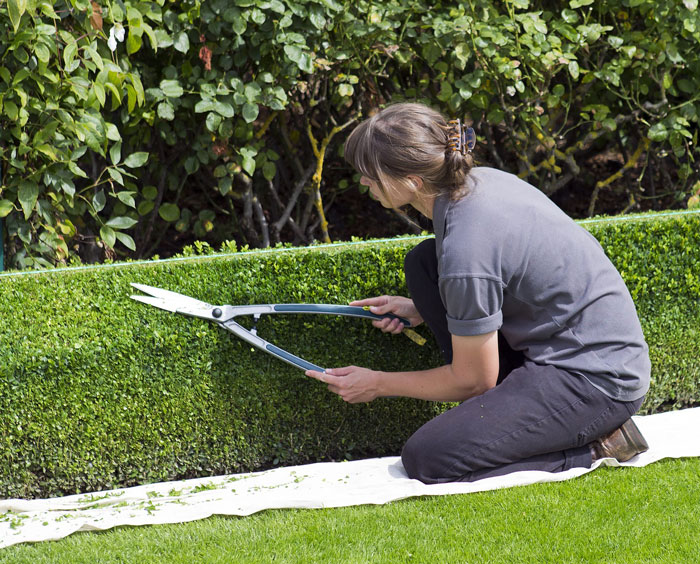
[129,294,180,313]
[130,283,208,304]
[130,283,216,317]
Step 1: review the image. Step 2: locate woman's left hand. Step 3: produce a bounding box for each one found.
[305,366,382,404]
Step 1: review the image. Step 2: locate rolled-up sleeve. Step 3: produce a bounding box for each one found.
[439,275,504,336]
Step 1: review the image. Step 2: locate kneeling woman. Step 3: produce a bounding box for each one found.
[306,103,650,483]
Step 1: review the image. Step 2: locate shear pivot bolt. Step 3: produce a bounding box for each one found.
[212,308,222,318]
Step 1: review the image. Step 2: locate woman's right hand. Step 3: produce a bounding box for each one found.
[350,296,424,334]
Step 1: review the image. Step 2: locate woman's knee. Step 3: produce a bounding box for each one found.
[401,425,454,484]
[401,401,490,483]
[401,432,437,483]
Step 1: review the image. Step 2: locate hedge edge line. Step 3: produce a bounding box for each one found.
[3,208,700,280]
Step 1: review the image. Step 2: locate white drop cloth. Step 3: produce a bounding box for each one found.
[2,407,699,549]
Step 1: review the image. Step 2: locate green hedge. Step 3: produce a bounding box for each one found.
[586,211,700,414]
[0,237,444,499]
[1,210,700,499]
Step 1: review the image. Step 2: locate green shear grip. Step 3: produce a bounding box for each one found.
[272,304,411,327]
[266,344,325,372]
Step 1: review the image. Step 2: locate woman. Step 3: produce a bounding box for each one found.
[306,103,650,484]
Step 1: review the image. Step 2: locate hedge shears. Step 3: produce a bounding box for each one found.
[130,283,414,372]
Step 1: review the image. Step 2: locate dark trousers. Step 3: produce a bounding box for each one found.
[401,239,644,484]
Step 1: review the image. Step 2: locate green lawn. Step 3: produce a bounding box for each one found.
[2,457,699,563]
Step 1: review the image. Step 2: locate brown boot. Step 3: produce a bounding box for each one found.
[590,418,649,463]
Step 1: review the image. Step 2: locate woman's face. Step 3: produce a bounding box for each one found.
[359,176,384,204]
[360,175,413,209]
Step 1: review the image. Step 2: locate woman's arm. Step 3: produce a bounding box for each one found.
[305,331,500,403]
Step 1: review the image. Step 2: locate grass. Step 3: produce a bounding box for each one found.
[2,457,699,563]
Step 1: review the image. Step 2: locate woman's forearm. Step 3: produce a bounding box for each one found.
[376,364,494,402]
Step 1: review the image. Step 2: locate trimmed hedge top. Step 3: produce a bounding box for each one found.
[1,211,700,498]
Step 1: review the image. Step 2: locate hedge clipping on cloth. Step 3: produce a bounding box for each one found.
[1,211,699,499]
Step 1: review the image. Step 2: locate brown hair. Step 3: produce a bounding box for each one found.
[344,103,474,202]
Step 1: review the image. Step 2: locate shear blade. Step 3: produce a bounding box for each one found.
[130,294,180,313]
[130,283,214,314]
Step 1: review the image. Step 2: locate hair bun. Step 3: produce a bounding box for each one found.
[344,103,475,201]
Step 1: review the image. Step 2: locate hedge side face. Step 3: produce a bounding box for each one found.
[1,213,699,498]
[0,242,444,498]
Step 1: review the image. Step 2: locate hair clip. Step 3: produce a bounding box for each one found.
[463,126,476,154]
[447,119,462,153]
[447,119,476,155]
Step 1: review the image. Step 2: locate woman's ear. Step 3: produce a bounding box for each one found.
[406,175,423,191]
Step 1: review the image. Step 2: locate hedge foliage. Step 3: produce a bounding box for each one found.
[587,212,700,414]
[1,0,699,269]
[0,237,444,498]
[1,210,699,499]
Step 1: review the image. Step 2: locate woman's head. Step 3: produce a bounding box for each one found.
[344,103,474,209]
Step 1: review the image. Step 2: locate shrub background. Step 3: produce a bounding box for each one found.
[1,0,699,269]
[1,210,699,499]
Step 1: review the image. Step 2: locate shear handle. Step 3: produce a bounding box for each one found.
[272,304,411,327]
[222,319,325,372]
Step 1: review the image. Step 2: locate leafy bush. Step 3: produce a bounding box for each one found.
[1,0,699,268]
[1,210,699,499]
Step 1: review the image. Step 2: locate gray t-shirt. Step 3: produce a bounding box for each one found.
[433,167,650,401]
